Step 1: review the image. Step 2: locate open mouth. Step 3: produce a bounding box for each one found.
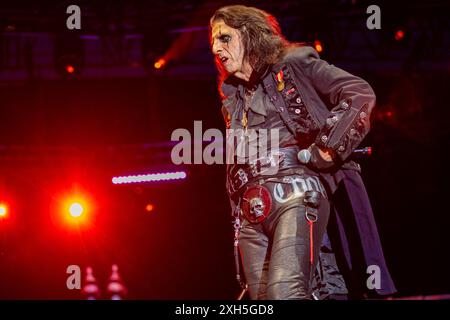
[220,57,229,64]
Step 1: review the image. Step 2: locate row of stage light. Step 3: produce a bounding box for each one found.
[0,170,187,225]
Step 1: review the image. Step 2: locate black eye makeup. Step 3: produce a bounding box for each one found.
[219,34,231,43]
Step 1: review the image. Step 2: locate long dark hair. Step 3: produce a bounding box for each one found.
[210,5,291,89]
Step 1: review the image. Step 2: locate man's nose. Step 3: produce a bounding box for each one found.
[212,41,221,55]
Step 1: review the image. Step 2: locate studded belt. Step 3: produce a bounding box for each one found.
[227,146,302,196]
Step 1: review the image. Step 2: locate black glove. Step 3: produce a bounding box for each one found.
[309,145,335,170]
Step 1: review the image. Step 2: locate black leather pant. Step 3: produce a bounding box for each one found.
[238,172,330,300]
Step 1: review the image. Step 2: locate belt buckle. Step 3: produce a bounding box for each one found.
[259,151,286,176]
[241,185,273,223]
[231,168,249,193]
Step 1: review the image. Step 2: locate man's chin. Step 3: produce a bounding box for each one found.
[224,68,235,74]
[223,64,237,74]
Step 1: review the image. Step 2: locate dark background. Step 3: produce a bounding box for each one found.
[0,0,449,299]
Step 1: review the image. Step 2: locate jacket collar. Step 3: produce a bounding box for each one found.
[220,64,271,97]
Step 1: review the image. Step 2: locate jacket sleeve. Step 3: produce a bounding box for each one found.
[220,99,239,216]
[289,46,376,162]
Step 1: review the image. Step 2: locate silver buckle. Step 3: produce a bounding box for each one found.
[237,168,248,184]
[249,151,285,177]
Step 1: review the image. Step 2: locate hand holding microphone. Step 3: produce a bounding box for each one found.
[297,144,335,170]
[297,144,372,170]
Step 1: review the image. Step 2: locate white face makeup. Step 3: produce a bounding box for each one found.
[211,20,252,81]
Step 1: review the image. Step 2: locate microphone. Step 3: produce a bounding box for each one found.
[297,148,312,164]
[297,146,373,164]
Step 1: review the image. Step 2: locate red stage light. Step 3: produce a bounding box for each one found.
[66,65,75,74]
[0,203,8,219]
[314,40,323,53]
[154,58,166,69]
[69,202,84,218]
[62,196,90,226]
[145,203,154,213]
[49,185,97,232]
[395,30,405,41]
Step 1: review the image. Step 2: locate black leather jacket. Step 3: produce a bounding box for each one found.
[219,46,397,297]
[220,45,375,172]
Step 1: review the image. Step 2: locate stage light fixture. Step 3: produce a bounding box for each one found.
[55,53,83,77]
[69,202,84,218]
[154,58,166,69]
[0,203,8,219]
[112,171,187,185]
[61,196,90,226]
[395,30,405,41]
[54,34,84,78]
[314,40,323,53]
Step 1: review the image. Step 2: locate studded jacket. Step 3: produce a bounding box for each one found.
[221,45,375,169]
[219,46,397,297]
